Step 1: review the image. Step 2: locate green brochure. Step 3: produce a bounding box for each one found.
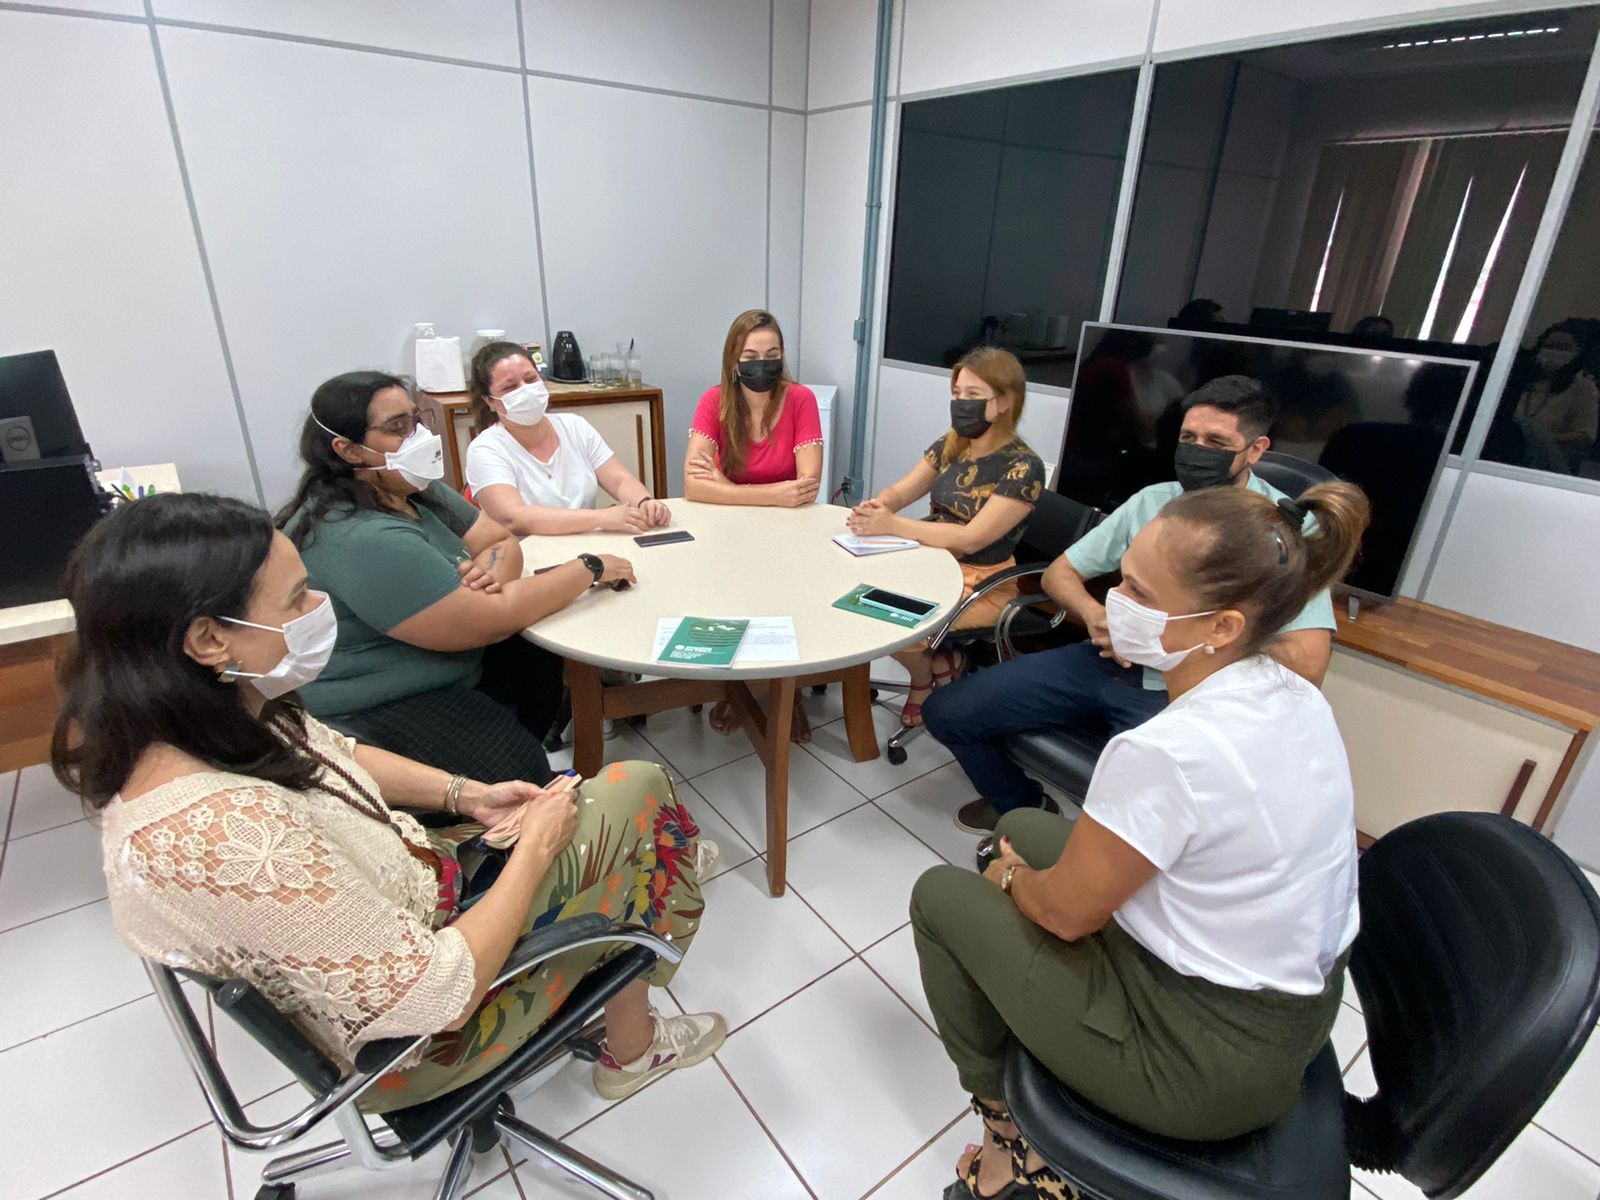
[657,617,750,666]
[832,583,927,627]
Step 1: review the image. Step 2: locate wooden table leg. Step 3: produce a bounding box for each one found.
[840,663,880,764]
[566,661,606,779]
[764,677,796,897]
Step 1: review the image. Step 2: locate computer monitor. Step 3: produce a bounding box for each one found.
[1057,323,1478,603]
[0,350,91,462]
[0,455,105,606]
[1249,307,1334,334]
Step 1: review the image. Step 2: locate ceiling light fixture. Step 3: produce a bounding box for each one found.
[1381,25,1561,49]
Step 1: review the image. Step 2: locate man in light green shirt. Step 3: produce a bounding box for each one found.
[923,376,1338,833]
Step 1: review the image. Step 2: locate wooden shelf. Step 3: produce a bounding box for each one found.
[1334,595,1600,733]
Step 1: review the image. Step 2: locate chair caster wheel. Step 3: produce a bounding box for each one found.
[256,1184,296,1200]
[811,684,827,695]
[869,688,879,701]
[885,744,908,766]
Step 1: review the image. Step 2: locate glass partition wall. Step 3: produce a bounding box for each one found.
[883,6,1600,484]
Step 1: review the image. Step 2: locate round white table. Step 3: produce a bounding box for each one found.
[518,498,964,894]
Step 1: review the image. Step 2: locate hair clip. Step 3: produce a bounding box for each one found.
[1276,497,1308,526]
[1274,531,1289,565]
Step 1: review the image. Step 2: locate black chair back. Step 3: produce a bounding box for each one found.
[1254,450,1335,498]
[1018,489,1100,564]
[1348,812,1600,1198]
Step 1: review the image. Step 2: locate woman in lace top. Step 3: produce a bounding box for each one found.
[53,493,724,1110]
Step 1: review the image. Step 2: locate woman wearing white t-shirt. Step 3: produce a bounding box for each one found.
[911,480,1370,1199]
[465,342,671,535]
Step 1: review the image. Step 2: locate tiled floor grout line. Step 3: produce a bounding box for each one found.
[499,1144,531,1198]
[1529,1119,1600,1171]
[0,893,108,937]
[0,769,19,883]
[4,814,90,845]
[713,1055,822,1200]
[859,1106,968,1199]
[872,795,972,868]
[35,1120,215,1199]
[859,952,940,1040]
[0,983,158,1056]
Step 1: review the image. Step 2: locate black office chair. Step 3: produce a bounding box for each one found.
[883,488,1099,765]
[1003,811,1600,1200]
[149,912,681,1200]
[996,452,1338,805]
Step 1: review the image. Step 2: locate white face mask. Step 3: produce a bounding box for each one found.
[219,592,337,699]
[380,425,445,489]
[499,379,550,426]
[1536,347,1577,374]
[1105,588,1216,672]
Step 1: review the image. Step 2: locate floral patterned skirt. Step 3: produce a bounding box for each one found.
[360,759,705,1113]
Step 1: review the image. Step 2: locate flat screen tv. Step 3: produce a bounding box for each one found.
[1056,323,1477,603]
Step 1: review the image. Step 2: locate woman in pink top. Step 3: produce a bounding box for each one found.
[686,310,824,741]
[684,309,824,507]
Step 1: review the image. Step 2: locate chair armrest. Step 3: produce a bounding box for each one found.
[352,916,684,1073]
[929,563,1050,652]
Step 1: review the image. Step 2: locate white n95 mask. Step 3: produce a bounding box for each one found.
[219,592,337,699]
[500,379,551,426]
[382,425,445,489]
[1105,588,1216,672]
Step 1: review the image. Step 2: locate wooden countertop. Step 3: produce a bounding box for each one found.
[421,381,663,408]
[1335,595,1600,732]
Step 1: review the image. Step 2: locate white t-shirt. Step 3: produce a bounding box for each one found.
[1084,655,1359,995]
[465,416,615,511]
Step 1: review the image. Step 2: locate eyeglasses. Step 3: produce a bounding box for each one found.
[366,408,435,439]
[1178,432,1247,453]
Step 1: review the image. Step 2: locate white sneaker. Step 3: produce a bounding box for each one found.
[592,1009,727,1100]
[693,839,720,878]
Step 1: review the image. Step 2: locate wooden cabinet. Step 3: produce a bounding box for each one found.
[1328,598,1600,843]
[418,383,668,501]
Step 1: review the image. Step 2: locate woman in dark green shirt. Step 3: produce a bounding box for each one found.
[847,348,1044,728]
[277,371,636,782]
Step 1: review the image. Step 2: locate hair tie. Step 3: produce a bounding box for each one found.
[1277,498,1308,527]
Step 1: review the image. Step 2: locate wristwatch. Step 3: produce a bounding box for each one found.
[578,553,605,585]
[1000,865,1019,895]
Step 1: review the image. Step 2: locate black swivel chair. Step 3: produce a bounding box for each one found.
[1004,811,1600,1200]
[149,911,680,1200]
[1002,451,1339,806]
[883,488,1100,765]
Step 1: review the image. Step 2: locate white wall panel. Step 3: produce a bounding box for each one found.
[154,0,520,66]
[0,13,251,497]
[159,29,542,507]
[769,111,808,359]
[808,0,894,110]
[31,0,141,14]
[900,0,1152,97]
[530,78,768,495]
[869,365,943,516]
[773,0,812,110]
[525,0,769,104]
[1153,0,1559,59]
[1422,470,1600,654]
[799,106,870,489]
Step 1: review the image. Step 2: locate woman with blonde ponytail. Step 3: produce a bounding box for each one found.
[911,482,1371,1195]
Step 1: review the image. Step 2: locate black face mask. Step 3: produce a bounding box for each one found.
[737,359,784,393]
[950,397,993,438]
[1173,441,1244,492]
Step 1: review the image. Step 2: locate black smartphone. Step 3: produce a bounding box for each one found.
[859,586,938,618]
[634,530,695,547]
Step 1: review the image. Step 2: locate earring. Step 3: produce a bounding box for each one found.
[218,662,245,683]
[1203,644,1215,655]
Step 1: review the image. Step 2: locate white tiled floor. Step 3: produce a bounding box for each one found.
[4,695,1600,1200]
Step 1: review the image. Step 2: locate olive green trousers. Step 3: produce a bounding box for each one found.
[910,808,1347,1140]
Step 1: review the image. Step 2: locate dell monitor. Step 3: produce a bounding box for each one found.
[1057,323,1477,603]
[0,349,92,463]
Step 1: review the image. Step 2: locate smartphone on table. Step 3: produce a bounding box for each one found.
[634,530,695,547]
[859,587,938,619]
